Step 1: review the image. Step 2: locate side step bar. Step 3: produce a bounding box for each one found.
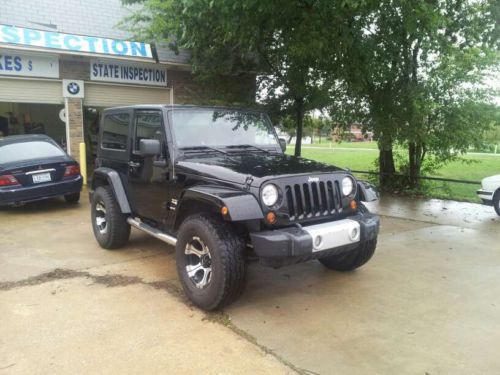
[127,217,177,246]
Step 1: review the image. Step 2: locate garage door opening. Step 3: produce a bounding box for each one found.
[0,102,66,148]
[83,106,102,167]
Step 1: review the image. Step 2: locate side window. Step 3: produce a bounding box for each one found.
[102,113,130,150]
[134,111,163,152]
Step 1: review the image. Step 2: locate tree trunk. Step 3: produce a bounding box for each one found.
[294,98,305,157]
[408,142,417,188]
[408,141,423,189]
[378,136,396,189]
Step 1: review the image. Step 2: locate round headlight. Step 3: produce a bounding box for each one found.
[342,177,354,196]
[261,184,279,206]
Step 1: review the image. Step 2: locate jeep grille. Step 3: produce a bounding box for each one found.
[285,180,343,221]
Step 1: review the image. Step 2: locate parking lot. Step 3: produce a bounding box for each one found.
[1,192,499,374]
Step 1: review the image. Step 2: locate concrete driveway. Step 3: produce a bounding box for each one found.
[0,192,499,374]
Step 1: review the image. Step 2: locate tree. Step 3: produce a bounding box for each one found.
[123,0,498,185]
[336,0,499,188]
[121,0,361,156]
[277,114,319,145]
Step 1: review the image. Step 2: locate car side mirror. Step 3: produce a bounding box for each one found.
[139,139,161,157]
[279,138,287,152]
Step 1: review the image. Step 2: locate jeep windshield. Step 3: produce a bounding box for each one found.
[169,109,280,152]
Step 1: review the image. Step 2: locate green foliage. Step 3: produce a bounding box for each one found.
[122,0,500,192]
[479,124,500,151]
[121,0,366,156]
[277,114,332,143]
[293,147,499,202]
[334,0,500,187]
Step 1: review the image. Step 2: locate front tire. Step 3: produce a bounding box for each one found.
[319,240,377,271]
[175,214,246,310]
[91,186,130,249]
[493,190,500,216]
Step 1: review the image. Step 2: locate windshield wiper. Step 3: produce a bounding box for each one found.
[226,144,272,154]
[179,146,228,155]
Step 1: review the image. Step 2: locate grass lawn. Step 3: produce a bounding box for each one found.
[287,145,500,202]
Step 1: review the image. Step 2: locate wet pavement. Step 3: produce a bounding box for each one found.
[366,194,500,231]
[0,192,499,374]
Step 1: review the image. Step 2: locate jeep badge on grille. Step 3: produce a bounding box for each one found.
[308,176,320,182]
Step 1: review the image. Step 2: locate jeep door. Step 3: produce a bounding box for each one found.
[127,110,169,222]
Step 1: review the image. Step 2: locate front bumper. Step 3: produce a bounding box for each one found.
[477,189,493,205]
[0,176,83,206]
[250,213,379,267]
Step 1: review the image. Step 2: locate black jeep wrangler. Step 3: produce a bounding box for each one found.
[89,105,380,310]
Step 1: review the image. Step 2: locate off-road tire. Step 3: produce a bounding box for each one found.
[493,190,500,216]
[64,192,80,204]
[91,186,130,249]
[319,239,377,272]
[175,214,246,310]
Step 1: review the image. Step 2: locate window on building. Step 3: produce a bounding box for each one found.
[101,113,130,150]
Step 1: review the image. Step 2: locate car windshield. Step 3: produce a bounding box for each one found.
[0,140,66,164]
[170,109,279,149]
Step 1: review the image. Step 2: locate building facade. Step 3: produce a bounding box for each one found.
[0,0,254,166]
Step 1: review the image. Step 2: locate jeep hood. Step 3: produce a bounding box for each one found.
[176,153,344,186]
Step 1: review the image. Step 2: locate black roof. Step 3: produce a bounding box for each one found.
[102,104,265,114]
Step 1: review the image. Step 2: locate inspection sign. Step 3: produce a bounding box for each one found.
[90,59,167,86]
[0,24,153,59]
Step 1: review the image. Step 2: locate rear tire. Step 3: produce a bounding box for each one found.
[64,192,80,204]
[91,186,130,249]
[319,240,377,271]
[175,214,246,310]
[493,190,500,216]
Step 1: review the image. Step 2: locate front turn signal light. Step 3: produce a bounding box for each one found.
[221,206,229,216]
[350,200,358,210]
[266,211,277,224]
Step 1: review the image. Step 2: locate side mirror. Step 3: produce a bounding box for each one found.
[139,139,161,156]
[279,138,287,152]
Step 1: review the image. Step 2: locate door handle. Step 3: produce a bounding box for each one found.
[128,161,141,168]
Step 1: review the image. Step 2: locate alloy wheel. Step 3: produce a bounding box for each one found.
[95,202,107,234]
[184,236,212,289]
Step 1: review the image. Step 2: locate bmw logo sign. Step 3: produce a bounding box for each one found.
[67,82,80,95]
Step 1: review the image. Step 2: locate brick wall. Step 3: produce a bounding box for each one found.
[67,98,83,161]
[59,58,90,81]
[169,70,256,105]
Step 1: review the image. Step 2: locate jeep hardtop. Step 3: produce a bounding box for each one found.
[89,105,380,310]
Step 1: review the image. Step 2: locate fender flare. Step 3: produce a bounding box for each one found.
[176,185,264,224]
[356,180,379,202]
[91,167,131,213]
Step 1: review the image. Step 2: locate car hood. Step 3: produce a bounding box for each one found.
[482,175,500,190]
[175,153,345,186]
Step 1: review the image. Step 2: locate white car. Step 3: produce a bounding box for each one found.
[477,175,500,216]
